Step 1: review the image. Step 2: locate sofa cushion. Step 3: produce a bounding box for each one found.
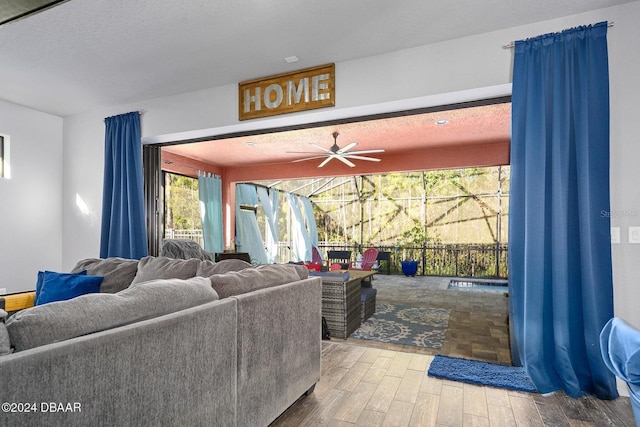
[35,271,103,306]
[0,309,10,355]
[71,257,139,293]
[208,264,305,299]
[197,259,252,277]
[131,256,200,285]
[161,239,214,261]
[291,264,310,280]
[6,277,218,352]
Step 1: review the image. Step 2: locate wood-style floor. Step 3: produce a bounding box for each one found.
[272,342,635,426]
[271,275,636,426]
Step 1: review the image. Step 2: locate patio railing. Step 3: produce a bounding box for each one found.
[163,230,508,279]
[318,243,509,279]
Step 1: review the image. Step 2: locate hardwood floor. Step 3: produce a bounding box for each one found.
[272,342,636,426]
[272,275,636,426]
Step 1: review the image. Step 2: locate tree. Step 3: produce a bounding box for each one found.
[165,173,201,230]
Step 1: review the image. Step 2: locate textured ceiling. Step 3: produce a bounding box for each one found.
[0,0,632,117]
[163,101,512,169]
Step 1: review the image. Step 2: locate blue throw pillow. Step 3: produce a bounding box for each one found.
[35,270,87,301]
[35,271,103,306]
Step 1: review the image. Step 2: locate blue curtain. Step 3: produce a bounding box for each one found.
[509,22,617,398]
[257,187,279,263]
[100,112,148,259]
[198,172,223,254]
[235,184,268,264]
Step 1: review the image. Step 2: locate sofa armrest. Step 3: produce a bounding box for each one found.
[0,299,238,427]
[0,291,35,313]
[232,277,322,427]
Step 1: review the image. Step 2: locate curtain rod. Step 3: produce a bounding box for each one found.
[502,21,614,49]
[103,111,144,122]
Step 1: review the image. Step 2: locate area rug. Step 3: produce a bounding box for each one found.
[350,303,450,349]
[428,354,537,392]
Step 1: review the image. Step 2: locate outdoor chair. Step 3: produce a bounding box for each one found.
[376,251,391,275]
[311,245,323,266]
[327,250,351,270]
[350,248,378,271]
[304,245,323,271]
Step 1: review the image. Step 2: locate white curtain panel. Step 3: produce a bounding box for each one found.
[286,193,312,262]
[257,186,279,263]
[235,184,268,264]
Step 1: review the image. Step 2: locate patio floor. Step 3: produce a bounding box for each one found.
[343,274,512,365]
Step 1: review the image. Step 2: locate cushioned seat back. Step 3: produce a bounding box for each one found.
[161,239,213,261]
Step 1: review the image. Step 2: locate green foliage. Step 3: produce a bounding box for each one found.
[165,173,201,230]
[400,224,441,247]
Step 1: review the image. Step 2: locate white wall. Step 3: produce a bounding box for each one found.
[60,3,640,331]
[0,100,63,293]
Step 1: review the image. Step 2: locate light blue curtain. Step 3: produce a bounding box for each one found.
[198,172,223,254]
[509,22,617,398]
[286,193,312,262]
[257,187,279,263]
[100,112,148,259]
[235,184,268,264]
[301,196,321,262]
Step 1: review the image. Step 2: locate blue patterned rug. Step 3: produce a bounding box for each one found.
[350,303,450,349]
[428,355,537,392]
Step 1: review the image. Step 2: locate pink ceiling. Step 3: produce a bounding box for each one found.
[162,101,511,178]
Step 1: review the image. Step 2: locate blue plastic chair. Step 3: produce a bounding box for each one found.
[600,317,640,427]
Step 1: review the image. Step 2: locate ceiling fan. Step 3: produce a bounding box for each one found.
[287,132,385,168]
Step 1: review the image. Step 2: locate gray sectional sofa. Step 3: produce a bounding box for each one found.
[0,256,322,427]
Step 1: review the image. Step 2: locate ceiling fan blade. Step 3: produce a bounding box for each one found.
[318,156,334,168]
[310,143,333,153]
[337,142,357,154]
[344,155,381,162]
[335,155,356,167]
[345,149,385,155]
[291,155,328,162]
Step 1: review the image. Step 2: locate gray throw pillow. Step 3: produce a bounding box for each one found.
[0,309,11,355]
[6,277,218,352]
[208,264,303,299]
[131,256,200,285]
[71,258,139,293]
[197,259,252,277]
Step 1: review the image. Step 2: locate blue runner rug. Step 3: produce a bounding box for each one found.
[428,355,537,392]
[351,303,450,349]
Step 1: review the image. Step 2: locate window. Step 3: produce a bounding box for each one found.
[0,134,9,179]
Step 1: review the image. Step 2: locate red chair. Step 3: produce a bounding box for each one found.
[350,248,378,271]
[305,245,323,271]
[329,263,343,271]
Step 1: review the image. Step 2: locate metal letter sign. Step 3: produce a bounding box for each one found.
[238,63,335,120]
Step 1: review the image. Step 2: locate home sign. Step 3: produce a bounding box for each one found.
[238,63,335,121]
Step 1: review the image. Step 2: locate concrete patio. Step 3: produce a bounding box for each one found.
[344,274,512,365]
